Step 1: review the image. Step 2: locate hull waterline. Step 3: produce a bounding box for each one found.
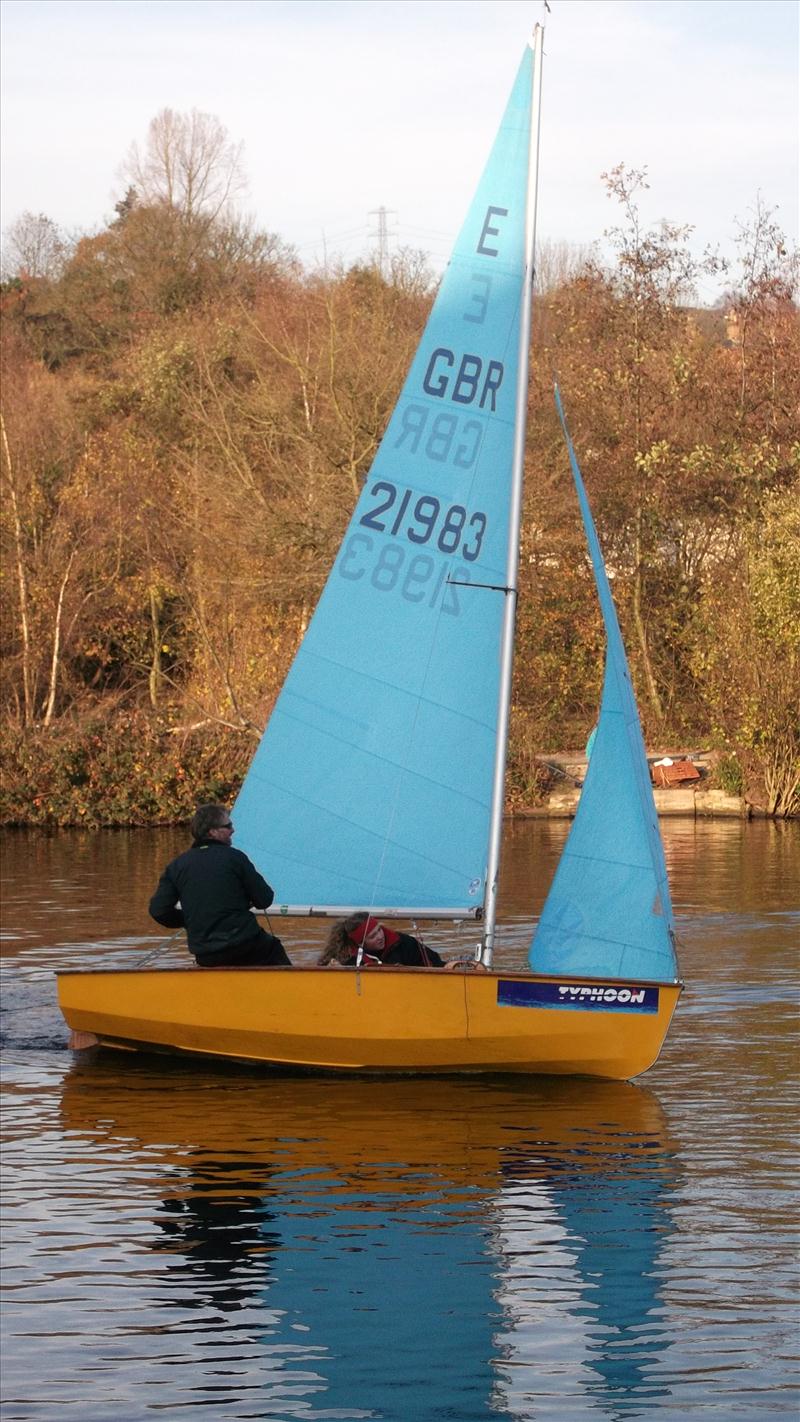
[57,967,682,1080]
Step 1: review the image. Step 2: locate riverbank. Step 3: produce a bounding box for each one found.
[0,722,784,826]
[518,750,750,819]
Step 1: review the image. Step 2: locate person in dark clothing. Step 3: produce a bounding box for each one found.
[149,803,291,968]
[318,912,449,969]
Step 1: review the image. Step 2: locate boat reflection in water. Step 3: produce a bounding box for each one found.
[59,1066,678,1418]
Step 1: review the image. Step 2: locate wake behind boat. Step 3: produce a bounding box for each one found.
[57,25,683,1079]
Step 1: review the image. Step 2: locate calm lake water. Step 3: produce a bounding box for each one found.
[1,819,798,1420]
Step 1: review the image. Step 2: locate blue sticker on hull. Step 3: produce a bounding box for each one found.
[497,980,659,1014]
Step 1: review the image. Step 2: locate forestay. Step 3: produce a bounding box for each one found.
[529,389,680,983]
[234,48,536,914]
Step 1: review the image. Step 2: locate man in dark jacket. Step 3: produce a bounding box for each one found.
[149,803,291,967]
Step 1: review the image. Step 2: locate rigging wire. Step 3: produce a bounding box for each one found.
[137,930,185,965]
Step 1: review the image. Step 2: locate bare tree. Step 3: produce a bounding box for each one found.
[0,411,34,724]
[598,163,721,724]
[535,239,592,294]
[122,109,246,224]
[728,197,799,423]
[1,211,71,281]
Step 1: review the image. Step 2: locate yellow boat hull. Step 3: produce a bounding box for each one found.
[56,966,682,1080]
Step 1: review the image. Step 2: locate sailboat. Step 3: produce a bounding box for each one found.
[57,26,683,1078]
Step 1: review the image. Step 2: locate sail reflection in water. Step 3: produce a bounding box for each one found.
[58,1068,678,1419]
[494,1108,675,1414]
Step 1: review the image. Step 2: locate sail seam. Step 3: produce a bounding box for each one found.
[283,659,499,735]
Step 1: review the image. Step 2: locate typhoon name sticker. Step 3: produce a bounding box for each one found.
[497,981,660,1014]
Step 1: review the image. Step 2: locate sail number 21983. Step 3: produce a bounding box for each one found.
[358,480,487,562]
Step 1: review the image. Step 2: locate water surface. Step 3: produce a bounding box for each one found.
[1,819,798,1419]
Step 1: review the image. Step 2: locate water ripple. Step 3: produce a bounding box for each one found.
[1,821,799,1419]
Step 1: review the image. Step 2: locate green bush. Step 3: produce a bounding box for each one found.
[714,753,744,797]
[0,713,254,827]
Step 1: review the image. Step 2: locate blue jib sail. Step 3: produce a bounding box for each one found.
[234,46,535,911]
[529,388,679,983]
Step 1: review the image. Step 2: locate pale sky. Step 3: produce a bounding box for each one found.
[1,0,798,302]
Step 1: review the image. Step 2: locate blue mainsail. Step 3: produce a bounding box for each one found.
[235,47,535,911]
[529,389,679,983]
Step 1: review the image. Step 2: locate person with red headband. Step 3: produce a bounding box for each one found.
[318,912,448,968]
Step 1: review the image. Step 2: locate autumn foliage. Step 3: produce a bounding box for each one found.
[1,127,798,821]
